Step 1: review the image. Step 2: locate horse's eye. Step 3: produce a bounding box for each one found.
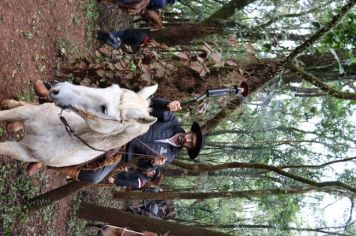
[101,105,107,114]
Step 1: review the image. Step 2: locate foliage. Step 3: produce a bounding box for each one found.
[14,81,36,102]
[56,37,79,59]
[2,0,353,235]
[66,187,124,235]
[0,163,38,235]
[82,0,100,50]
[66,191,87,236]
[321,12,355,50]
[64,41,244,103]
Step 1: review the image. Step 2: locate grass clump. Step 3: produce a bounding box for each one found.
[83,0,100,50]
[0,163,39,235]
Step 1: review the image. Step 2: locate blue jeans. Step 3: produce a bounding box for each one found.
[78,162,119,184]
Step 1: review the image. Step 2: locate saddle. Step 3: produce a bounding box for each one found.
[54,146,125,181]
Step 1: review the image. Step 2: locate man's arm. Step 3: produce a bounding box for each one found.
[150,98,181,121]
[135,155,168,169]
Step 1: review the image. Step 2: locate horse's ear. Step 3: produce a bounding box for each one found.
[137,84,158,100]
[139,116,157,125]
[125,109,157,125]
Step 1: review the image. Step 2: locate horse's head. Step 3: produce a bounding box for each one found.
[49,82,157,134]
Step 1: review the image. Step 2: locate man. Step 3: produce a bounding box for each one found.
[77,97,206,184]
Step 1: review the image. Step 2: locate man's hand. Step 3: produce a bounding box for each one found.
[167,101,181,112]
[151,156,167,166]
[107,177,115,184]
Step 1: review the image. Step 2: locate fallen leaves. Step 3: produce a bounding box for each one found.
[65,41,242,89]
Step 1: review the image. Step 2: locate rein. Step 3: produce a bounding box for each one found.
[105,138,167,178]
[57,103,123,153]
[59,115,107,152]
[57,100,165,173]
[66,89,129,123]
[59,112,162,159]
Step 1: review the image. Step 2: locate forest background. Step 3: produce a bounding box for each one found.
[0,0,355,235]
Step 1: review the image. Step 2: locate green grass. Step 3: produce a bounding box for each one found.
[66,187,124,235]
[0,163,39,235]
[82,0,100,51]
[56,37,79,59]
[40,203,57,236]
[14,81,36,102]
[66,191,87,236]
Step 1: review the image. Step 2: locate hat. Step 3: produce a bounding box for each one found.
[188,122,206,159]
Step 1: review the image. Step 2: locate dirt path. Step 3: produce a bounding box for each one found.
[0,1,132,234]
[0,1,87,235]
[0,0,86,100]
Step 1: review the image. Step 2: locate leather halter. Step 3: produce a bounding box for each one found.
[57,89,129,152]
[59,115,107,152]
[61,89,129,123]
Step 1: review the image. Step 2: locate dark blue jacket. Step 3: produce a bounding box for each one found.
[114,170,149,188]
[147,0,176,9]
[123,98,185,169]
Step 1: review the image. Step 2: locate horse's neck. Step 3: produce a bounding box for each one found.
[80,122,149,150]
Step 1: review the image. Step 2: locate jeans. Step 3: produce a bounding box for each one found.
[78,162,119,184]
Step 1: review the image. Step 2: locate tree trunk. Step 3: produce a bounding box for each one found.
[26,181,91,213]
[171,160,356,194]
[113,187,315,200]
[78,202,233,236]
[189,223,349,236]
[149,0,256,46]
[201,59,283,133]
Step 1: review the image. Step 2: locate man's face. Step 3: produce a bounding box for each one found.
[178,132,197,150]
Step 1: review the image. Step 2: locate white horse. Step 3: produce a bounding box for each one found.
[0,82,157,167]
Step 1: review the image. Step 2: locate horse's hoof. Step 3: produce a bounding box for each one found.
[34,80,50,98]
[27,162,44,176]
[7,121,24,133]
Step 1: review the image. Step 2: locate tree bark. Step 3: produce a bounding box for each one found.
[285,0,355,63]
[27,181,91,213]
[149,0,256,46]
[113,187,315,200]
[171,160,356,194]
[289,64,356,100]
[283,0,356,100]
[190,223,350,236]
[78,202,233,236]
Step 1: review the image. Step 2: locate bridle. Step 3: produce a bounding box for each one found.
[59,113,107,152]
[58,88,130,123]
[63,105,122,122]
[58,106,164,168]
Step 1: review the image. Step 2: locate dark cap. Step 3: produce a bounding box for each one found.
[188,122,206,159]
